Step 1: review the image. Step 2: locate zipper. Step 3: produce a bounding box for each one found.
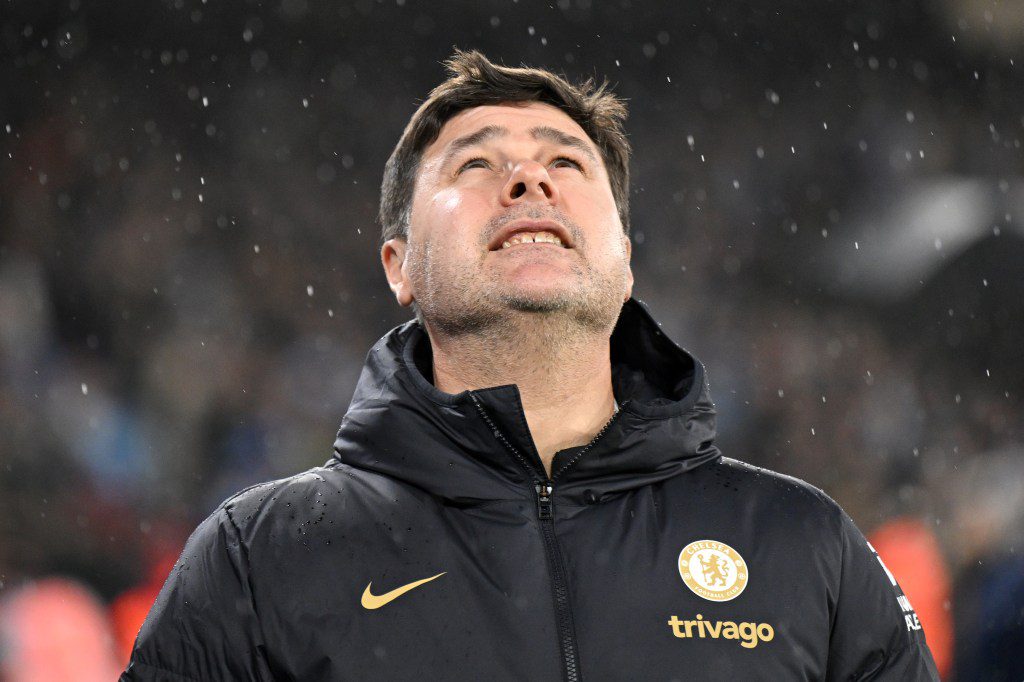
[469,394,626,682]
[536,481,580,682]
[536,482,553,519]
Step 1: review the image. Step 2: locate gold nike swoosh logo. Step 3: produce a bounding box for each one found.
[360,572,446,610]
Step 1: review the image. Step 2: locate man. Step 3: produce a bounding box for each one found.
[123,51,939,680]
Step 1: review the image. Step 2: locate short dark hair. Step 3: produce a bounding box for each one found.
[379,49,631,243]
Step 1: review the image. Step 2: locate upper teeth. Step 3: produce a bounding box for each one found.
[501,231,564,249]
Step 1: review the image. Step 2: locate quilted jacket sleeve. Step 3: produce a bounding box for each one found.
[120,506,271,681]
[825,511,940,681]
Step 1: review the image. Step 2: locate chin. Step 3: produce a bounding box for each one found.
[497,285,577,313]
[503,297,566,314]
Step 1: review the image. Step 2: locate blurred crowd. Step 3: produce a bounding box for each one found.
[1,1,1022,679]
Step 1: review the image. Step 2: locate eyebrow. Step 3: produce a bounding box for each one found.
[439,123,599,169]
[440,124,508,169]
[529,125,599,165]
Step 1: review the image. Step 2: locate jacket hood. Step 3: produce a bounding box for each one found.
[331,298,721,505]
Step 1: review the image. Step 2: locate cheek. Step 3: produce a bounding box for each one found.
[425,187,494,238]
[423,188,481,232]
[432,189,464,216]
[563,179,617,218]
[574,194,625,248]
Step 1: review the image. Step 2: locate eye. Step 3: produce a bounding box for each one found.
[457,157,491,173]
[550,156,584,171]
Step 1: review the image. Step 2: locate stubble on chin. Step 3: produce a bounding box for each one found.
[495,261,625,335]
[413,261,626,349]
[407,216,628,343]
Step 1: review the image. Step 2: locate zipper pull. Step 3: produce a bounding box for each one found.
[536,482,554,520]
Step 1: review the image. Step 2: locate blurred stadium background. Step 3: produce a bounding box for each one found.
[1,0,1022,679]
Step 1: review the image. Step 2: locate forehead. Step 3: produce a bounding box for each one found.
[422,101,595,162]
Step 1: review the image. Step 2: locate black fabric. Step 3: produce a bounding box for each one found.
[123,298,939,681]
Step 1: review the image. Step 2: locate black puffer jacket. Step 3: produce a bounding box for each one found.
[123,299,939,681]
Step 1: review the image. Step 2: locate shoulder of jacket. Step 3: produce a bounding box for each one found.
[211,460,412,535]
[715,457,845,524]
[214,465,346,524]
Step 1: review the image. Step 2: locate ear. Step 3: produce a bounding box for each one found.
[623,234,634,301]
[381,238,415,307]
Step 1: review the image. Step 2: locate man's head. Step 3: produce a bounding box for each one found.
[380,50,634,338]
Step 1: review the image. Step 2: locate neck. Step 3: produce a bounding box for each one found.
[428,314,617,478]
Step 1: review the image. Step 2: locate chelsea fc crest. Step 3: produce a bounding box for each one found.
[678,539,749,602]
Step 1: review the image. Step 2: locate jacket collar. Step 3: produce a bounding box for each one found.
[331,298,721,504]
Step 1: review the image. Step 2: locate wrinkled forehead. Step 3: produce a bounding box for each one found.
[421,101,597,165]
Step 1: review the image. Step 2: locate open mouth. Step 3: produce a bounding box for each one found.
[499,230,565,249]
[488,220,573,251]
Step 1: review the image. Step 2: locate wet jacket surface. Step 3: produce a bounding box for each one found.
[123,299,939,681]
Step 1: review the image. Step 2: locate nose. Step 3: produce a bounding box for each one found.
[500,160,560,207]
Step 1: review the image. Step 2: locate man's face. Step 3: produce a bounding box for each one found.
[382,101,633,336]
